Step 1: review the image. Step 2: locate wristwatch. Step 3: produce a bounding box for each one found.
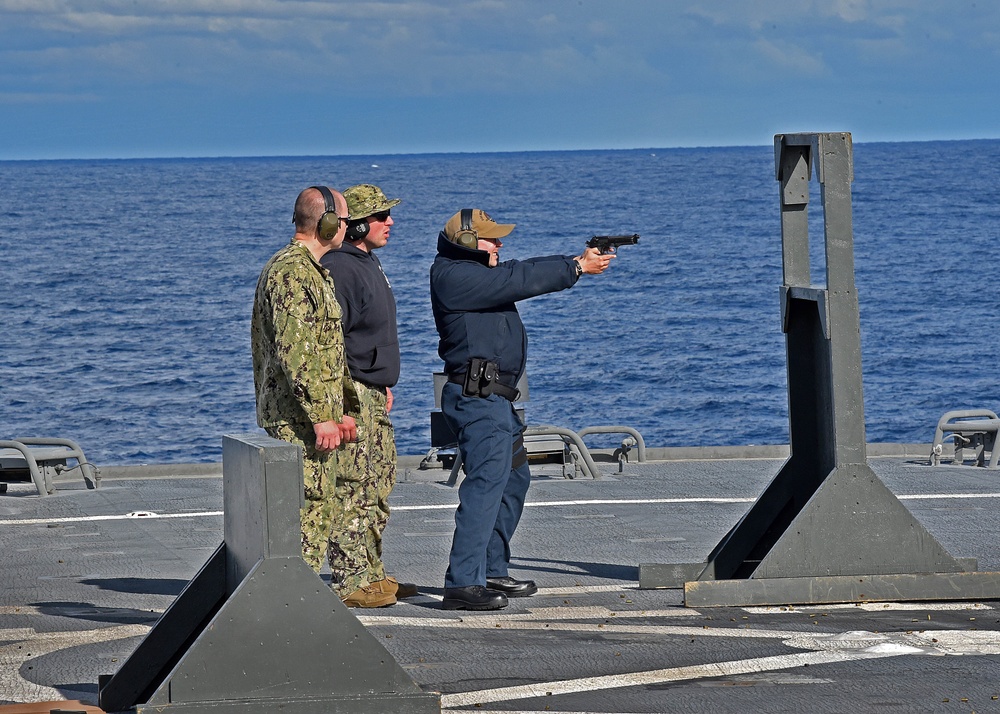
[574,260,584,277]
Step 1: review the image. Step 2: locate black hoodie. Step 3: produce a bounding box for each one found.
[320,242,400,387]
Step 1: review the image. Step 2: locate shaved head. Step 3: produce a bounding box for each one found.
[292,187,327,235]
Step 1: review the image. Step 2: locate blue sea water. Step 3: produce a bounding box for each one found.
[1,140,998,466]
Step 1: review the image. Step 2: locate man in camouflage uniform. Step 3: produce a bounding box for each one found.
[251,185,360,575]
[320,184,417,608]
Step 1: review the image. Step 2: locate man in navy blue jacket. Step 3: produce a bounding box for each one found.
[430,208,613,610]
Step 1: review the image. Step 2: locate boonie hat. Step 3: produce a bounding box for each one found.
[344,184,401,221]
[443,209,516,243]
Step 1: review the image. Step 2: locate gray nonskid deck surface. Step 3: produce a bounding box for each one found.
[2,456,1000,712]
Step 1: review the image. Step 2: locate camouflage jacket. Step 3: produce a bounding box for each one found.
[251,239,359,428]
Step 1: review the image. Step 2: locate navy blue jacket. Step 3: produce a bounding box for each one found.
[430,232,580,383]
[320,242,400,388]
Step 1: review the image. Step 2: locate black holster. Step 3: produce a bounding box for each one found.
[458,358,520,401]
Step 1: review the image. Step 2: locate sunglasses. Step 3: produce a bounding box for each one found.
[370,210,391,222]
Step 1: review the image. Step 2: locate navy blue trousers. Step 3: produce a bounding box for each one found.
[441,382,530,589]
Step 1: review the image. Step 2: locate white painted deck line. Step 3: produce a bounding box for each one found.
[4,492,999,526]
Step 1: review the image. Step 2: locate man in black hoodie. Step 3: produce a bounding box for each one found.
[430,209,613,610]
[320,183,416,608]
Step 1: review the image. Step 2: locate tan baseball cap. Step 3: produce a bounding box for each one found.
[443,209,516,242]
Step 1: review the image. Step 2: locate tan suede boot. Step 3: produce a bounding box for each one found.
[342,583,396,608]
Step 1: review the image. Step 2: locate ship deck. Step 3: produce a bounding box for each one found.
[2,448,999,713]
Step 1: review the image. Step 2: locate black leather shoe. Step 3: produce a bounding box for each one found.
[442,585,508,611]
[486,576,538,597]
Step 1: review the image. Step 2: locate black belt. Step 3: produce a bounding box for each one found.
[447,372,520,402]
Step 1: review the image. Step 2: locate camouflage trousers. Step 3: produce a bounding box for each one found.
[327,381,397,597]
[264,421,339,573]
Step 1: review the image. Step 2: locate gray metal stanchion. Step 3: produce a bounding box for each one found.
[98,433,439,714]
[639,132,1000,607]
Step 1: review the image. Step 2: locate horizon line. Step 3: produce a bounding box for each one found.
[3,136,998,164]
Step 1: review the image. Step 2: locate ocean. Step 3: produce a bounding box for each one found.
[1,139,998,466]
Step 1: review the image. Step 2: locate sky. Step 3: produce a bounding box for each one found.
[2,0,999,160]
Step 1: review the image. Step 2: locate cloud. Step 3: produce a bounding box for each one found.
[0,2,503,97]
[0,0,448,32]
[0,2,975,110]
[0,1,910,103]
[0,90,100,103]
[752,38,826,75]
[2,0,999,158]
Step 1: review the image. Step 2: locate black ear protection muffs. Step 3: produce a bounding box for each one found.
[345,218,370,242]
[312,186,342,241]
[453,208,478,249]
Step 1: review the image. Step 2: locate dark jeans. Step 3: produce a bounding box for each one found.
[441,382,530,589]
